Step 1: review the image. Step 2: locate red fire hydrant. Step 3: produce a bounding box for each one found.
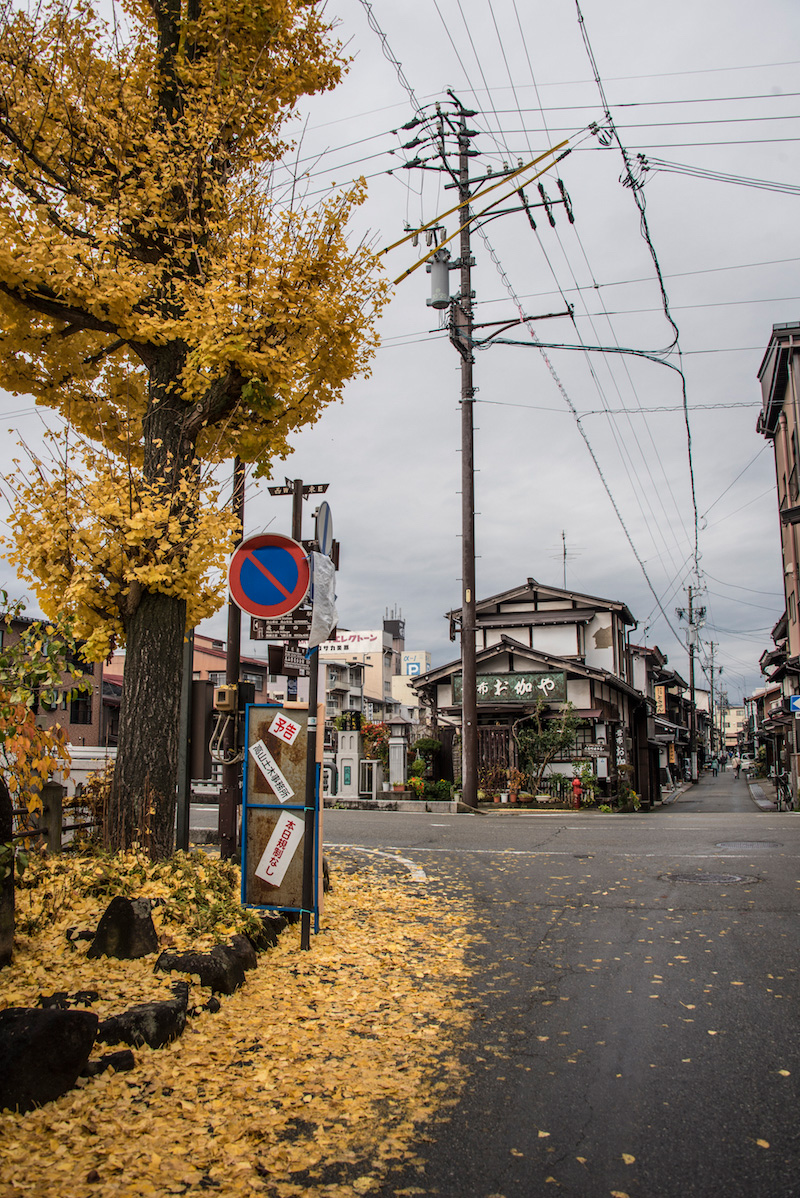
[572,776,582,809]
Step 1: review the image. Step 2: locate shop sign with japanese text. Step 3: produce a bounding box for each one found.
[453,671,567,704]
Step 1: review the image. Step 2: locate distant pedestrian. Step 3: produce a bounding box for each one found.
[711,758,719,776]
[732,755,741,779]
[719,754,727,771]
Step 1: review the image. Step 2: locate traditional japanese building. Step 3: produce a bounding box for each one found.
[412,578,658,805]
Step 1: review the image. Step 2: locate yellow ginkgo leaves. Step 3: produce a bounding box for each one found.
[3,433,239,658]
[0,851,476,1198]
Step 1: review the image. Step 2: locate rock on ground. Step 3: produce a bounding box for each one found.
[87,896,159,960]
[0,1007,99,1113]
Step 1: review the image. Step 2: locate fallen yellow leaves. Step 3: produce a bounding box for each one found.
[0,853,476,1197]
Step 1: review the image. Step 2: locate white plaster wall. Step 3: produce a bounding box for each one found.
[585,613,614,672]
[532,625,578,656]
[566,679,591,708]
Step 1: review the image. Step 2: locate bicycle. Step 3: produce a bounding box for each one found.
[775,772,794,811]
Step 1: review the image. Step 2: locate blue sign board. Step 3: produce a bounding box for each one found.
[790,695,800,713]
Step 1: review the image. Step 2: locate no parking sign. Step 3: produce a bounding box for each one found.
[228,534,310,619]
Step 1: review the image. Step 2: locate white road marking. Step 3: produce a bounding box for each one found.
[326,843,799,861]
[330,845,427,881]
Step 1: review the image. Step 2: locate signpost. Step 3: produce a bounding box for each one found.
[242,704,320,917]
[228,534,309,620]
[239,479,334,950]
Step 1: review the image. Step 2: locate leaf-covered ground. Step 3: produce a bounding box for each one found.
[0,849,476,1197]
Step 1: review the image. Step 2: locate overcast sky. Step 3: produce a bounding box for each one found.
[3,0,799,705]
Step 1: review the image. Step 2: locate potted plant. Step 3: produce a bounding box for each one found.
[506,767,526,803]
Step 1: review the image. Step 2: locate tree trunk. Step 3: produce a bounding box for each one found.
[106,346,197,859]
[0,777,14,967]
[108,589,187,858]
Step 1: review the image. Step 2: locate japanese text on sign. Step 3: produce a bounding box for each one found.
[453,671,567,704]
[254,812,304,888]
[269,712,301,746]
[249,739,294,803]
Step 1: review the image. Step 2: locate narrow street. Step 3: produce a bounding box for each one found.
[662,765,771,814]
[325,777,800,1197]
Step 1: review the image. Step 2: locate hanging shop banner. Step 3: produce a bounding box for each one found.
[242,703,320,917]
[453,671,567,704]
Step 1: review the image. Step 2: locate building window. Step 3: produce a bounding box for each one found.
[241,671,263,692]
[573,726,596,754]
[209,671,226,686]
[70,689,93,725]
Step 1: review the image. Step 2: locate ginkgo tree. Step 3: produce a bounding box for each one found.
[0,0,388,857]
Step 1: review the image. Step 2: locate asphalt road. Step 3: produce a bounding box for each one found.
[322,772,800,1197]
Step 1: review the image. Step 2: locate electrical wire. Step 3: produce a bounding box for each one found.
[643,155,800,196]
[574,0,701,590]
[701,445,770,519]
[702,571,783,599]
[478,1,699,605]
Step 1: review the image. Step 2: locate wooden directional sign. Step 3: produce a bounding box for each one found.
[228,534,309,620]
[268,481,329,497]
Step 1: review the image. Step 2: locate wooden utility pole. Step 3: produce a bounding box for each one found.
[708,641,717,756]
[688,585,698,783]
[219,456,246,860]
[403,93,572,806]
[453,99,479,810]
[677,585,702,783]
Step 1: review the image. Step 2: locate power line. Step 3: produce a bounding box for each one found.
[643,155,800,196]
[487,90,800,113]
[477,254,800,308]
[575,0,701,587]
[702,571,782,599]
[481,0,695,588]
[701,445,770,519]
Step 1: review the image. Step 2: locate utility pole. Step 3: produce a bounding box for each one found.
[220,456,246,859]
[677,585,705,784]
[417,95,479,807]
[688,586,698,784]
[708,640,716,756]
[402,94,573,808]
[453,98,478,811]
